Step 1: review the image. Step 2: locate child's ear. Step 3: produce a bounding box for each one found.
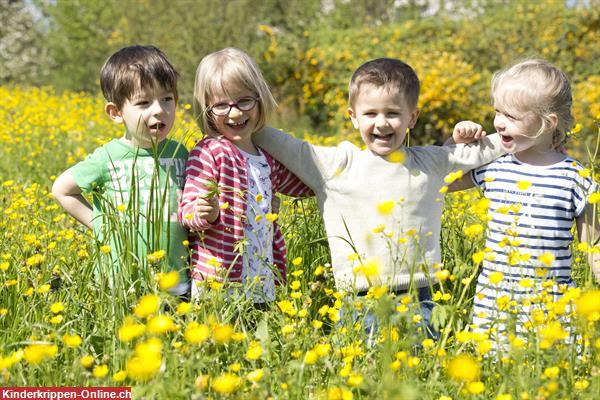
[105,102,123,124]
[408,108,420,128]
[347,107,359,129]
[547,113,558,131]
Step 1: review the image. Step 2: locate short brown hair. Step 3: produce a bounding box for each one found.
[349,58,420,109]
[100,45,178,108]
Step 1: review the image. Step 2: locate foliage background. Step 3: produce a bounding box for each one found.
[2,0,599,148]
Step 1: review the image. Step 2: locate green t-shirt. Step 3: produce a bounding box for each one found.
[70,138,190,294]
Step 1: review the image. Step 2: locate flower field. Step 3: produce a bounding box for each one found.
[0,85,599,400]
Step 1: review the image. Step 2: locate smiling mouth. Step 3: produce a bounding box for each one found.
[227,119,249,129]
[150,122,166,131]
[371,133,394,140]
[501,134,514,144]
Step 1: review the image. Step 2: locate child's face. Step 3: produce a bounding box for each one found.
[348,84,419,156]
[493,105,546,154]
[107,86,176,148]
[208,87,259,153]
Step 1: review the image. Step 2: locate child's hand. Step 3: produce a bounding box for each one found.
[453,121,486,144]
[194,196,219,223]
[271,195,281,215]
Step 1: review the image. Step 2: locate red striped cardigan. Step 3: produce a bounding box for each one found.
[179,136,312,284]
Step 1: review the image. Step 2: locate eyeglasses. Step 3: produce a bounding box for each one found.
[208,96,258,116]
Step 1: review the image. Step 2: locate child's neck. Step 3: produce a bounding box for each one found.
[514,148,565,166]
[120,135,165,149]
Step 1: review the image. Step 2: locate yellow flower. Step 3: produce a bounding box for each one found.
[352,258,381,278]
[195,374,209,390]
[444,170,463,184]
[220,201,229,210]
[246,341,263,360]
[464,223,484,237]
[385,149,406,164]
[292,257,303,266]
[116,204,126,212]
[467,381,485,395]
[26,254,45,267]
[62,334,82,348]
[255,194,263,202]
[542,367,560,381]
[588,192,600,204]
[50,302,64,314]
[24,344,58,364]
[446,354,480,383]
[133,294,160,318]
[80,355,95,369]
[93,364,109,378]
[538,252,555,266]
[113,370,127,382]
[472,251,485,264]
[212,372,242,394]
[118,317,146,342]
[147,250,165,263]
[439,185,448,194]
[304,350,318,365]
[212,323,234,344]
[265,213,278,222]
[126,338,162,381]
[488,271,504,284]
[176,302,192,315]
[314,265,325,276]
[277,300,297,316]
[516,180,532,191]
[578,168,591,178]
[347,372,363,387]
[519,278,534,288]
[147,315,176,334]
[49,315,64,324]
[157,271,179,290]
[246,368,264,382]
[377,200,395,215]
[575,290,600,321]
[99,245,111,254]
[184,321,210,344]
[328,387,353,400]
[0,261,9,271]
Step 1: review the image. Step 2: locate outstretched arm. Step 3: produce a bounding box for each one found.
[52,170,93,229]
[576,204,600,283]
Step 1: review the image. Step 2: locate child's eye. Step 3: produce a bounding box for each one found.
[164,96,174,102]
[135,100,149,106]
[387,112,400,117]
[364,112,377,117]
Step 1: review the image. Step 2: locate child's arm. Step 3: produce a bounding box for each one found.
[446,121,486,192]
[255,127,340,189]
[52,170,93,229]
[576,204,600,283]
[178,144,220,231]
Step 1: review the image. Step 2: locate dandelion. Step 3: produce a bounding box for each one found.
[62,334,82,348]
[133,294,160,318]
[184,322,210,344]
[464,223,484,237]
[49,315,64,324]
[176,302,192,315]
[212,372,242,394]
[328,387,353,400]
[347,372,363,387]
[245,341,263,360]
[387,150,405,163]
[80,355,94,369]
[265,213,278,222]
[578,168,591,178]
[352,258,381,278]
[516,180,532,190]
[212,323,234,344]
[147,250,165,263]
[588,192,600,204]
[377,200,395,215]
[50,302,64,314]
[93,364,109,378]
[118,317,146,342]
[156,271,179,290]
[575,290,600,321]
[543,366,559,379]
[126,339,162,381]
[99,245,111,254]
[26,254,45,267]
[247,368,264,383]
[472,251,485,264]
[466,381,485,394]
[538,252,555,266]
[446,354,480,383]
[292,257,303,266]
[112,371,127,382]
[24,344,58,365]
[304,350,318,365]
[488,271,504,284]
[147,315,176,335]
[0,261,8,271]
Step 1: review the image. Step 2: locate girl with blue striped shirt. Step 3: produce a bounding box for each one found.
[452,59,599,347]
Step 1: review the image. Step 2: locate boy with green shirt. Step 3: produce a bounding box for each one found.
[52,45,189,295]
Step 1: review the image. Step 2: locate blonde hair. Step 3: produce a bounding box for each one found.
[193,47,277,136]
[491,59,573,148]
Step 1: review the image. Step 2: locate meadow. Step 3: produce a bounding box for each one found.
[0,84,598,399]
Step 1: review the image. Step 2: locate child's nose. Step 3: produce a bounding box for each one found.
[228,106,243,118]
[150,100,164,115]
[375,114,389,127]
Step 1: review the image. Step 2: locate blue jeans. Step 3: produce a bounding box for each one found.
[346,286,438,342]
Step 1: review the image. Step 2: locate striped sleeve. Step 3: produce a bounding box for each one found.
[572,162,599,216]
[271,158,314,198]
[179,141,220,231]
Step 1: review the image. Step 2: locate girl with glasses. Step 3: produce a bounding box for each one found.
[179,47,312,303]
